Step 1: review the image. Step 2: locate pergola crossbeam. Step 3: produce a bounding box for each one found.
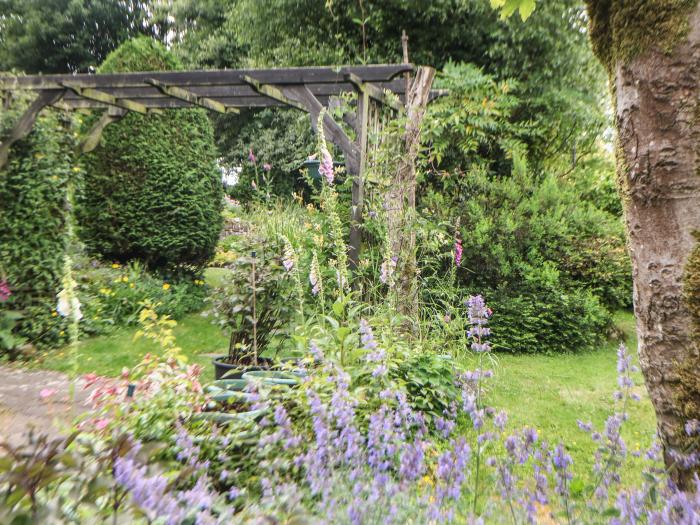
[145,78,239,114]
[242,75,308,112]
[345,73,403,112]
[61,82,160,115]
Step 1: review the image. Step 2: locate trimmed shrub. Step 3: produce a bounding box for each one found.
[0,88,76,349]
[78,37,223,273]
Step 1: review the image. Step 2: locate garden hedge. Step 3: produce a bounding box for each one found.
[78,37,223,273]
[0,88,75,348]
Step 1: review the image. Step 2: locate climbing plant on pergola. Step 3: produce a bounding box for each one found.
[0,63,439,272]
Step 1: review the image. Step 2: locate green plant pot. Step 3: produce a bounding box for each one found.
[242,370,300,386]
[213,379,248,391]
[212,355,273,379]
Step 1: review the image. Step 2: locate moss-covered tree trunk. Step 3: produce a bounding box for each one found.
[586,0,700,489]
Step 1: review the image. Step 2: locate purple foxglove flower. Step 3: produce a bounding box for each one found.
[454,238,463,266]
[263,162,272,171]
[319,147,334,184]
[248,147,256,163]
[0,280,11,302]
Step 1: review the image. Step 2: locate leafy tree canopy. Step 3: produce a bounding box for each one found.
[0,0,161,73]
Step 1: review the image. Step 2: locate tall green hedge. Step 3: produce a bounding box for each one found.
[78,38,223,273]
[0,88,75,347]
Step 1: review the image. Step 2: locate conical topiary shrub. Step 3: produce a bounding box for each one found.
[78,37,223,273]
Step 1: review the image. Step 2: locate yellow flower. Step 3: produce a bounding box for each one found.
[51,311,58,317]
[72,166,81,173]
[129,283,135,288]
[111,263,121,269]
[59,330,65,336]
[122,276,129,283]
[162,283,170,290]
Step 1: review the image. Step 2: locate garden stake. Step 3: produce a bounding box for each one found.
[251,250,258,367]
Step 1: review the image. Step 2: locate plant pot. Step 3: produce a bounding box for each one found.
[212,355,273,379]
[242,370,300,386]
[213,379,248,391]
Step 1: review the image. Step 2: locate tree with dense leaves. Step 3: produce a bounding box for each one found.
[0,0,160,73]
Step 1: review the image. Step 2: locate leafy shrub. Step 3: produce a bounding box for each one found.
[77,260,207,336]
[208,234,294,363]
[0,87,76,349]
[418,166,629,353]
[78,37,223,272]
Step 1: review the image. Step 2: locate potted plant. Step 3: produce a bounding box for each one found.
[208,236,292,379]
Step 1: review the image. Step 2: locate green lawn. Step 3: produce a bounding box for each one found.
[38,313,227,384]
[473,311,657,483]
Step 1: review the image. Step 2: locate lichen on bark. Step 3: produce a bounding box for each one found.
[586,0,699,73]
[684,232,700,340]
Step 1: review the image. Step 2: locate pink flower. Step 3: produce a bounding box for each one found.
[454,239,463,267]
[95,418,109,430]
[248,148,256,163]
[0,280,11,302]
[39,388,57,400]
[263,163,272,172]
[319,147,334,184]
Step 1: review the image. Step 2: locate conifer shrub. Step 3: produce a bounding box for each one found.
[0,87,75,349]
[78,37,223,273]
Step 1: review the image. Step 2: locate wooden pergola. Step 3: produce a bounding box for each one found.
[0,64,439,270]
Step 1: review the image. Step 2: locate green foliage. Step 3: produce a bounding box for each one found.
[423,62,527,178]
[0,0,160,73]
[419,167,630,352]
[78,37,223,273]
[0,90,76,349]
[208,235,294,363]
[488,283,611,354]
[392,353,458,419]
[220,108,315,202]
[77,260,208,337]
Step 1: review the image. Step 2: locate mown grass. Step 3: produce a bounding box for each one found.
[469,311,657,485]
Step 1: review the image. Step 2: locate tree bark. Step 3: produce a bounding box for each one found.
[385,66,435,318]
[611,4,700,489]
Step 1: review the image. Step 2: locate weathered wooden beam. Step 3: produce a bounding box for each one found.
[59,79,409,101]
[281,85,360,171]
[61,82,161,115]
[0,89,65,170]
[242,75,308,112]
[1,65,414,90]
[345,72,403,112]
[348,88,370,273]
[145,78,239,114]
[79,107,127,153]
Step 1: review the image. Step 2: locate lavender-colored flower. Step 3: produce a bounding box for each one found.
[466,295,491,352]
[248,147,256,163]
[263,162,272,171]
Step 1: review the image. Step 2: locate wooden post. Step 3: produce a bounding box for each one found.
[385,66,435,319]
[349,87,370,272]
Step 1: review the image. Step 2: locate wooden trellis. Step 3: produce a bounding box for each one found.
[0,64,439,270]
